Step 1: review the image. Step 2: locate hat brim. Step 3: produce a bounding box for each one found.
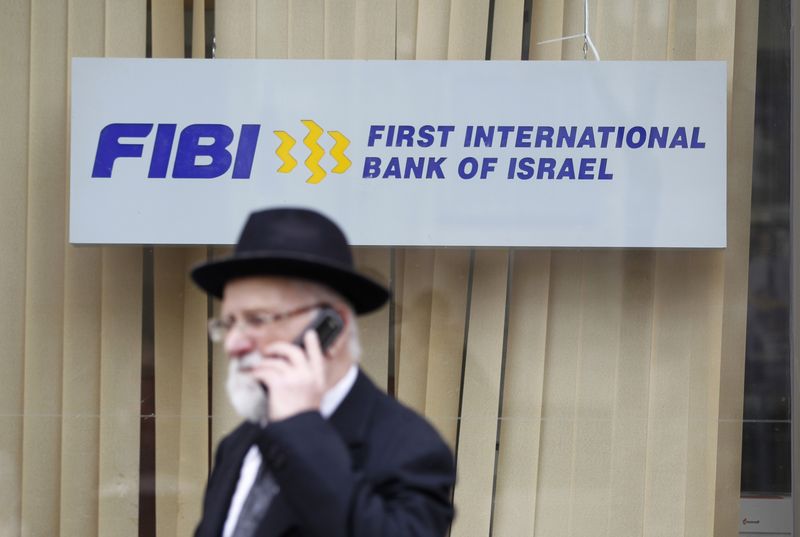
[191,251,390,314]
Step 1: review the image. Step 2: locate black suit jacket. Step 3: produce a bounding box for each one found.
[195,370,455,537]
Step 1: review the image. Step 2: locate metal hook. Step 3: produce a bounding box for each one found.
[535,0,601,61]
[583,0,601,61]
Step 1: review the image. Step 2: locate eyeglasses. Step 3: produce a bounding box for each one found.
[207,303,324,343]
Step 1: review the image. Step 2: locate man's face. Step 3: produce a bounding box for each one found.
[220,275,347,422]
[221,276,323,358]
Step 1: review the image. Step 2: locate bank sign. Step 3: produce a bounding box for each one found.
[70,58,726,247]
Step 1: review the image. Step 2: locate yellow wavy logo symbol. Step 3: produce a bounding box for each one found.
[274,120,351,184]
[274,131,297,172]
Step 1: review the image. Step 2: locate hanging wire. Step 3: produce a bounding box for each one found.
[536,0,601,61]
[583,0,601,61]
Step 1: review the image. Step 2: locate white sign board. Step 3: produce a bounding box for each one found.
[70,58,726,247]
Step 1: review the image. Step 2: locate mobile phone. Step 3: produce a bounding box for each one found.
[292,306,344,352]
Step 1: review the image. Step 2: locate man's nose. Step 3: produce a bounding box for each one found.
[223,325,255,358]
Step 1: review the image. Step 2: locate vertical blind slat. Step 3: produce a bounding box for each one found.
[643,252,694,536]
[447,0,489,59]
[150,4,190,533]
[415,0,450,59]
[449,250,509,537]
[0,2,31,535]
[154,248,186,537]
[529,0,565,60]
[355,0,395,59]
[289,0,324,59]
[215,0,256,58]
[21,2,68,535]
[352,249,391,390]
[607,251,655,537]
[396,0,418,60]
[98,2,146,534]
[176,248,211,535]
[325,0,356,59]
[592,0,635,60]
[684,252,725,537]
[667,0,698,60]
[492,250,551,537]
[151,0,184,58]
[632,0,669,60]
[490,0,524,59]
[534,250,584,536]
[392,249,406,383]
[209,254,238,447]
[713,2,759,535]
[424,249,471,448]
[257,0,289,58]
[570,252,624,537]
[98,247,144,537]
[61,4,105,535]
[396,250,435,412]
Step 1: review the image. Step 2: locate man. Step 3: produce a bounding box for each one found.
[191,207,455,537]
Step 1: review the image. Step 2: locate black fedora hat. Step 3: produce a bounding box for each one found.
[191,207,390,314]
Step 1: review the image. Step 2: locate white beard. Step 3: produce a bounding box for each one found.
[226,351,269,424]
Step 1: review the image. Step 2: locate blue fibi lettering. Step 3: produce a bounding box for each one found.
[148,124,177,178]
[172,124,234,179]
[93,123,261,179]
[92,123,153,178]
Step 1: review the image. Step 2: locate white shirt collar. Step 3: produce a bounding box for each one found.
[320,364,358,418]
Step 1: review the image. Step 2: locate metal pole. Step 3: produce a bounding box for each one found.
[791,0,799,532]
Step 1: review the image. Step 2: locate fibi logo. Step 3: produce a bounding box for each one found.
[274,120,351,184]
[91,120,351,184]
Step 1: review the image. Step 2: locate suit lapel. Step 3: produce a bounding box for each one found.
[201,422,261,537]
[255,370,380,536]
[328,370,379,471]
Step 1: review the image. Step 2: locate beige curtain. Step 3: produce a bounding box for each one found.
[0,1,758,536]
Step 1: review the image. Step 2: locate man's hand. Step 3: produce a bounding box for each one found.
[250,330,327,422]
